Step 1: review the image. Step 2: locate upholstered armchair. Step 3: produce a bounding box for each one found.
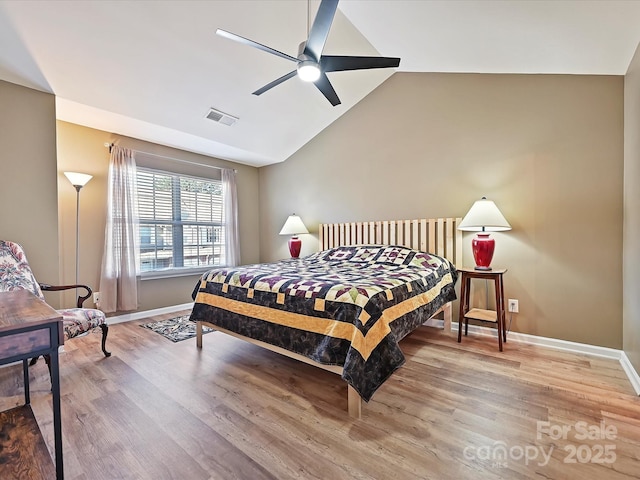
[0,240,111,371]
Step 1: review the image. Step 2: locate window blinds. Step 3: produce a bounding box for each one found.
[137,167,225,272]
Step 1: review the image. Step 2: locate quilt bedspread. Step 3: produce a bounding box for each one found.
[190,245,458,402]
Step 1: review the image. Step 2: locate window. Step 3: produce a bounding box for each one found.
[137,168,225,276]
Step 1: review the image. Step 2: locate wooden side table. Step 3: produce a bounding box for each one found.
[0,290,64,479]
[457,267,507,351]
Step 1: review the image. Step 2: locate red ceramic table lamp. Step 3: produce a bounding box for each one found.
[279,214,309,258]
[458,197,511,270]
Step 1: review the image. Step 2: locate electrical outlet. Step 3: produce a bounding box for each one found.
[508,299,519,313]
[93,292,100,304]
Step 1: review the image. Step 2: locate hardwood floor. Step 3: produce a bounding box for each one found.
[1,311,639,479]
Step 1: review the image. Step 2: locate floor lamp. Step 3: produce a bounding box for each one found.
[64,172,93,288]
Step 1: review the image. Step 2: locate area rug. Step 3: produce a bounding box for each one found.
[140,315,214,342]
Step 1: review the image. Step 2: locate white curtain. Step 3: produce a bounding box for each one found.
[222,168,241,266]
[99,146,140,312]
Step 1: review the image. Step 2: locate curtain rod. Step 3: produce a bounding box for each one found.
[104,143,237,173]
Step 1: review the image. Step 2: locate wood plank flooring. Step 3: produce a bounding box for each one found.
[1,310,639,480]
[0,405,56,479]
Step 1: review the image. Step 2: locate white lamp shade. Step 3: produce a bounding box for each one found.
[64,171,93,187]
[279,214,309,236]
[458,197,511,232]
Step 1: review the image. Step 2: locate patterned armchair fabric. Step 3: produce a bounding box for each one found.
[0,240,44,299]
[0,240,110,357]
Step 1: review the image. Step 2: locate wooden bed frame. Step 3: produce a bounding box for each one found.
[197,217,462,419]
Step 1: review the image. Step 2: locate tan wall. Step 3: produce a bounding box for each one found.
[0,80,61,308]
[624,43,640,372]
[56,121,260,312]
[259,73,624,349]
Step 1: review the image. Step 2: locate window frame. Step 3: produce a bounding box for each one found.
[136,166,225,280]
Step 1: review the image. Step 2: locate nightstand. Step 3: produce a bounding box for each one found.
[457,267,507,351]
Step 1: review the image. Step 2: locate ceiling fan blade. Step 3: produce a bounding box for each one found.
[252,70,298,96]
[303,0,339,61]
[314,72,341,106]
[216,29,299,63]
[321,55,401,72]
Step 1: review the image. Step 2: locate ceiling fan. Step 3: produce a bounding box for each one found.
[216,0,401,106]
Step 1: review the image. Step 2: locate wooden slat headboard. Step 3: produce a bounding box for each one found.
[319,217,463,266]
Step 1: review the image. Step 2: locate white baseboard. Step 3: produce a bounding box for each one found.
[620,351,640,395]
[456,323,621,359]
[427,319,640,396]
[106,302,194,325]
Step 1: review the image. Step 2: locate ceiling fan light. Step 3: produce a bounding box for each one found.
[297,60,321,82]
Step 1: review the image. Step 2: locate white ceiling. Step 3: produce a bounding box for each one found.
[1,0,639,167]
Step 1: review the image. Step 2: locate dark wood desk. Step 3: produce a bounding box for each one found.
[0,290,64,479]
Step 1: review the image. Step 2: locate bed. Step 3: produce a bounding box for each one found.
[190,217,461,418]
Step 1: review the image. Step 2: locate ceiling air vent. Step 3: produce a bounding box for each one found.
[205,108,238,126]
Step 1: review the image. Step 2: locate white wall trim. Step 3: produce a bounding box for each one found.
[106,302,194,325]
[426,318,640,395]
[450,321,622,358]
[620,351,640,395]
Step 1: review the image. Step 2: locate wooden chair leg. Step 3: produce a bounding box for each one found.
[29,355,53,387]
[100,324,112,357]
[44,354,52,383]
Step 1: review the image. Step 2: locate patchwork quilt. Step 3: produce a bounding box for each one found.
[190,245,458,402]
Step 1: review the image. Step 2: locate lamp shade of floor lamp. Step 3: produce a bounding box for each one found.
[458,197,511,270]
[64,172,93,286]
[279,214,309,258]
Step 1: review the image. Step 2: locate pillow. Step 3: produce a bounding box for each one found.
[322,246,357,261]
[350,245,386,263]
[373,245,415,266]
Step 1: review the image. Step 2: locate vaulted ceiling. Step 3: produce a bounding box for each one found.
[1,0,639,167]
